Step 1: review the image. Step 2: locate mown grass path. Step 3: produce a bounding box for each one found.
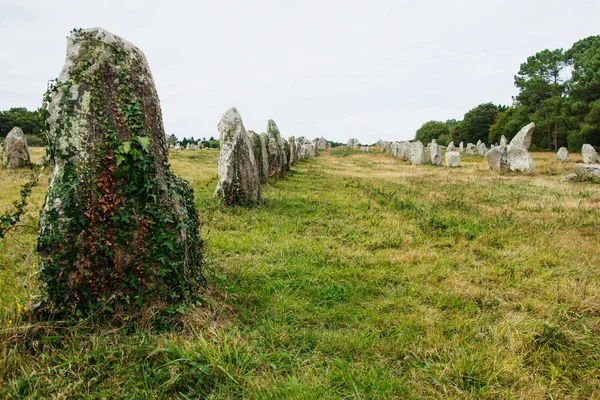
[1,148,599,398]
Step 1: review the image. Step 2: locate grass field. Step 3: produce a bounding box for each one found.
[1,147,599,399]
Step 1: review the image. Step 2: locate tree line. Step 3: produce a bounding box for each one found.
[415,35,600,151]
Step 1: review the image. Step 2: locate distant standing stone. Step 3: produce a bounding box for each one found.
[347,138,361,149]
[510,122,535,150]
[556,147,570,162]
[582,144,598,164]
[575,163,600,178]
[447,141,456,152]
[466,143,477,155]
[459,142,464,153]
[507,123,536,172]
[410,141,426,165]
[288,136,297,166]
[508,146,535,173]
[215,108,261,205]
[445,151,461,167]
[249,130,269,185]
[500,135,507,146]
[267,120,286,178]
[477,142,487,156]
[429,140,442,165]
[485,145,508,171]
[2,127,30,168]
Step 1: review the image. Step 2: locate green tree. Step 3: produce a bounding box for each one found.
[414,120,449,144]
[453,103,504,145]
[488,105,531,144]
[513,48,568,149]
[567,35,600,146]
[0,107,41,138]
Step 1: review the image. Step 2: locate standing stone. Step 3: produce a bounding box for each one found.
[556,147,570,162]
[507,123,535,172]
[459,142,464,153]
[476,140,482,147]
[2,127,30,168]
[215,108,261,205]
[477,142,487,156]
[466,143,477,155]
[500,135,507,146]
[447,141,456,152]
[429,140,442,166]
[288,136,297,166]
[445,151,461,167]
[249,130,269,184]
[575,163,600,178]
[582,144,598,164]
[267,120,285,178]
[347,138,361,149]
[38,28,203,316]
[510,122,535,150]
[401,142,411,161]
[315,137,330,150]
[282,137,291,171]
[508,147,535,173]
[410,141,426,165]
[485,145,508,171]
[361,145,369,152]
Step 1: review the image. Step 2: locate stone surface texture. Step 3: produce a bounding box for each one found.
[582,144,598,164]
[410,141,426,165]
[556,147,570,162]
[216,108,261,204]
[445,151,461,167]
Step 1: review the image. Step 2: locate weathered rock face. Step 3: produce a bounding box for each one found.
[288,136,296,166]
[466,143,477,155]
[300,143,316,159]
[510,122,535,150]
[282,137,291,172]
[485,145,508,171]
[429,140,442,166]
[315,137,330,150]
[508,146,536,173]
[38,28,203,316]
[216,108,261,205]
[347,138,361,149]
[2,126,30,168]
[447,141,456,152]
[249,130,269,185]
[500,135,507,146]
[477,143,487,156]
[410,141,425,165]
[575,163,600,178]
[556,147,570,162]
[507,123,536,172]
[445,151,461,167]
[582,144,598,164]
[267,120,285,178]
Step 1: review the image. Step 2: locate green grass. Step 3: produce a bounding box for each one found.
[1,148,600,398]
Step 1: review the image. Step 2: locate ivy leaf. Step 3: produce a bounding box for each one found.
[138,137,150,152]
[122,141,131,154]
[116,154,126,166]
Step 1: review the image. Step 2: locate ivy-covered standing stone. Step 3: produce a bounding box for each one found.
[37,28,204,317]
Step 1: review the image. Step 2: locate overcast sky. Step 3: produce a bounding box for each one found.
[1,0,598,143]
